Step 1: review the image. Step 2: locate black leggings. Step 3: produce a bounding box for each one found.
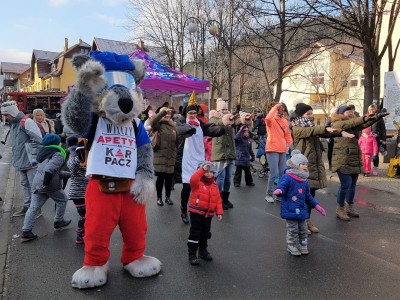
[181,183,191,211]
[156,172,173,199]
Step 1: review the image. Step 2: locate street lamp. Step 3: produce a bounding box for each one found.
[186,17,220,80]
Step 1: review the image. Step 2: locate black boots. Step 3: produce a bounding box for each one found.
[181,209,189,224]
[199,248,213,261]
[157,198,164,206]
[221,192,233,210]
[165,196,174,205]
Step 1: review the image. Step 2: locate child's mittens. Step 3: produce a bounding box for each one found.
[315,204,326,216]
[273,189,282,195]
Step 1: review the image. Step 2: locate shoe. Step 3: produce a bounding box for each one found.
[265,194,275,203]
[13,207,28,217]
[226,200,234,208]
[189,257,200,265]
[345,202,360,218]
[181,212,189,224]
[224,192,233,208]
[234,183,240,187]
[199,249,213,261]
[21,231,38,243]
[364,173,369,177]
[75,235,84,244]
[307,229,312,235]
[35,210,43,219]
[165,197,174,205]
[306,219,319,233]
[336,204,350,221]
[273,195,281,202]
[222,203,230,210]
[157,198,164,206]
[300,245,309,255]
[54,219,72,230]
[246,182,255,186]
[287,245,301,256]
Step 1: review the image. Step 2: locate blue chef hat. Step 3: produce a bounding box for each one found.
[90,51,135,71]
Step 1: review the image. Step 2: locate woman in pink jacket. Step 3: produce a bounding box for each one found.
[358,127,378,176]
[265,103,293,202]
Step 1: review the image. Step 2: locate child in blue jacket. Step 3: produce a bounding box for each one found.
[233,126,255,187]
[273,150,326,256]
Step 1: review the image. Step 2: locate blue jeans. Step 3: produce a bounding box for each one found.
[336,172,359,206]
[266,152,287,195]
[216,161,234,193]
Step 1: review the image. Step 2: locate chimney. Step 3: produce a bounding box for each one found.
[79,38,82,44]
[64,38,68,52]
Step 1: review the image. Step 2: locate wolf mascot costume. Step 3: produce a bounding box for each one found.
[63,51,161,289]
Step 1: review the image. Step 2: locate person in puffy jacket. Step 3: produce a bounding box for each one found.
[358,127,378,176]
[233,126,255,187]
[273,150,326,256]
[187,161,223,265]
[21,134,72,242]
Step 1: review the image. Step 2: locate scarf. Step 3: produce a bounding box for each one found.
[188,120,200,126]
[201,176,214,185]
[286,168,309,180]
[291,116,314,128]
[46,145,67,161]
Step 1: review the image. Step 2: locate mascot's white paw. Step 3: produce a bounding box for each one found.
[124,255,162,278]
[71,263,109,289]
[130,175,155,204]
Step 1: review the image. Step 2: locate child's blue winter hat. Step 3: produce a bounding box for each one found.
[90,51,135,71]
[42,133,61,146]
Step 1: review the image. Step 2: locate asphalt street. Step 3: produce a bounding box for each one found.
[2,151,400,299]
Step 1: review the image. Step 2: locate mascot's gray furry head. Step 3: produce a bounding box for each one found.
[63,51,146,134]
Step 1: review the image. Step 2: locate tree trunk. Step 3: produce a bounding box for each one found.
[363,48,374,114]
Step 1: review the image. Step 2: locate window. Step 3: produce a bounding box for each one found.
[350,78,358,87]
[311,73,324,85]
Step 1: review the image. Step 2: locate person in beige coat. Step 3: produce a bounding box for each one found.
[150,107,177,206]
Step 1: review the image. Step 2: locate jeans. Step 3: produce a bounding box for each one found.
[216,161,234,193]
[19,168,37,208]
[336,172,359,206]
[23,189,68,231]
[266,152,287,195]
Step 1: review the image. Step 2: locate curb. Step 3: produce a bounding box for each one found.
[0,166,15,299]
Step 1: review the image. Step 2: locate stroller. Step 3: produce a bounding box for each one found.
[253,134,269,178]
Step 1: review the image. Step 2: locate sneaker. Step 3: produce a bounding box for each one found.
[13,207,28,217]
[54,219,72,230]
[21,230,38,243]
[273,195,281,202]
[246,182,255,186]
[234,183,240,187]
[287,245,301,256]
[165,196,174,205]
[300,245,309,255]
[265,194,275,203]
[157,198,164,206]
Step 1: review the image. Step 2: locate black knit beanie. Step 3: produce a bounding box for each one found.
[295,103,313,117]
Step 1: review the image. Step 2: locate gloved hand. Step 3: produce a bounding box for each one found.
[363,114,377,122]
[251,156,255,162]
[273,189,282,195]
[376,112,390,119]
[315,204,326,216]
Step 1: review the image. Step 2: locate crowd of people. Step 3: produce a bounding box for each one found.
[0,96,389,261]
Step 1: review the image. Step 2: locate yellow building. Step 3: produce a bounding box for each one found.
[271,43,364,125]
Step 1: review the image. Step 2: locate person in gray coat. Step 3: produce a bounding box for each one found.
[1,101,42,217]
[21,134,71,242]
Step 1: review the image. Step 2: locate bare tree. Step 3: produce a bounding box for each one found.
[303,0,400,113]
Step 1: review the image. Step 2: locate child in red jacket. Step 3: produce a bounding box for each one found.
[187,161,223,265]
[358,127,378,176]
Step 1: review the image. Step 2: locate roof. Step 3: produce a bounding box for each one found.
[92,37,139,55]
[32,49,59,61]
[0,62,30,75]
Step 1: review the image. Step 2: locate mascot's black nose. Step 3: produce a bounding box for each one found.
[118,98,133,114]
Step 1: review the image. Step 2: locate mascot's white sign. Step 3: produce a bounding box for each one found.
[383,71,400,130]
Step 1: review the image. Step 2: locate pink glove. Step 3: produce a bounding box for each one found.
[273,189,282,195]
[315,204,326,216]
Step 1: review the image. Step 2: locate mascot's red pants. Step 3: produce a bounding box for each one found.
[84,179,147,266]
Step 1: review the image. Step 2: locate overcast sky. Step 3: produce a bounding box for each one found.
[0,0,133,64]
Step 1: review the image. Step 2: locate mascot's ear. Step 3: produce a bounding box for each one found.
[132,60,146,84]
[71,54,91,70]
